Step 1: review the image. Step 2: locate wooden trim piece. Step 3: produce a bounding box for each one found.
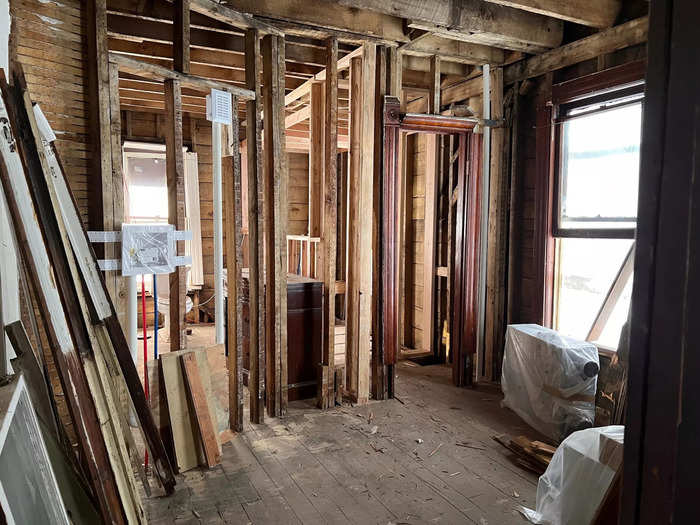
[382,96,401,397]
[262,34,288,417]
[110,53,256,100]
[320,37,338,409]
[224,126,244,431]
[245,28,265,424]
[181,353,221,467]
[552,59,646,106]
[165,79,187,351]
[587,243,635,342]
[371,46,388,400]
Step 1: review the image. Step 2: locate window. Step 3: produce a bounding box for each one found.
[552,82,643,350]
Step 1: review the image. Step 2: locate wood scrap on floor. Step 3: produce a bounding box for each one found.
[493,434,554,475]
[160,349,222,472]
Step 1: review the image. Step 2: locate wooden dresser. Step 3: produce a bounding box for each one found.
[232,270,323,402]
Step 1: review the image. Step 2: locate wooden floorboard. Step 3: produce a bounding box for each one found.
[143,361,540,524]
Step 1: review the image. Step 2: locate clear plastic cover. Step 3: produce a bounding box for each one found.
[121,223,175,276]
[519,425,624,525]
[501,324,599,442]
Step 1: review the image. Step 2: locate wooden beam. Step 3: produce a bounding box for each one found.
[346,44,376,405]
[173,0,191,73]
[165,79,187,351]
[224,0,407,43]
[402,35,505,66]
[262,34,288,417]
[327,0,563,52]
[285,106,310,128]
[484,66,506,382]
[109,53,256,99]
[429,55,441,114]
[245,28,265,424]
[309,82,324,240]
[505,16,649,84]
[224,139,244,430]
[320,37,338,409]
[189,0,284,36]
[483,0,623,29]
[423,134,438,356]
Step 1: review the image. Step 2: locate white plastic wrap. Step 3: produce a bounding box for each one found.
[519,425,623,525]
[121,223,175,276]
[501,324,599,442]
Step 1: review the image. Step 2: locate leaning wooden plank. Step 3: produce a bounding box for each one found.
[24,95,143,522]
[0,74,125,525]
[32,94,176,492]
[181,352,221,467]
[245,28,265,424]
[110,53,255,99]
[161,353,200,472]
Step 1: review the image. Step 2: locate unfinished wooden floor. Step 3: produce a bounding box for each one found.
[144,361,539,524]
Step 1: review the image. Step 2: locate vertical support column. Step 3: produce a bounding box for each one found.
[107,59,127,332]
[225,98,243,432]
[347,44,376,405]
[173,0,190,74]
[423,133,438,356]
[309,81,324,242]
[262,34,288,417]
[165,79,186,351]
[319,37,338,409]
[245,28,265,424]
[429,55,441,114]
[484,67,505,381]
[371,46,387,400]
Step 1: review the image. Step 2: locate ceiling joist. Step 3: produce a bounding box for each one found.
[482,0,623,29]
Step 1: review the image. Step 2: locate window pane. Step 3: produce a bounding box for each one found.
[559,102,642,229]
[596,277,633,348]
[126,157,168,221]
[555,238,634,343]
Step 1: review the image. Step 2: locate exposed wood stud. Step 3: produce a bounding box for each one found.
[245,28,265,424]
[224,109,244,431]
[262,34,288,417]
[320,37,338,409]
[165,79,187,351]
[173,0,191,73]
[429,55,441,113]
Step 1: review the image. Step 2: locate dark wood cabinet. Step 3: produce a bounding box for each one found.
[234,270,323,402]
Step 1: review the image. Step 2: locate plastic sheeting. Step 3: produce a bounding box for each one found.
[519,425,623,525]
[121,223,176,276]
[501,324,599,442]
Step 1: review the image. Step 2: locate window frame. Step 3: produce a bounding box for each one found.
[552,82,645,240]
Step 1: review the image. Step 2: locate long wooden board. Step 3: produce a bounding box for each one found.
[181,353,221,467]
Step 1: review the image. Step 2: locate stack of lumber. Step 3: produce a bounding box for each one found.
[0,65,175,524]
[158,349,222,472]
[493,434,556,475]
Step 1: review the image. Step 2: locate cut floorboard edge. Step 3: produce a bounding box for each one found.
[142,363,538,524]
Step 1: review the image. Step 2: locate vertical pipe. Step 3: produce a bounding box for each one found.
[476,64,491,381]
[153,274,158,360]
[128,275,138,426]
[141,275,149,468]
[213,120,225,344]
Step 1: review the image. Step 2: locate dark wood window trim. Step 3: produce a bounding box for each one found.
[534,60,646,327]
